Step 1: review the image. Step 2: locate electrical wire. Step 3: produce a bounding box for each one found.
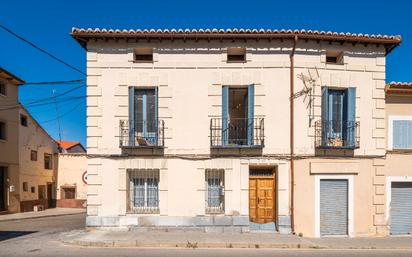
[0,24,86,76]
[24,79,85,85]
[40,100,85,123]
[0,95,85,111]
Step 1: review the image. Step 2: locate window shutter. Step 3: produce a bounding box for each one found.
[247,84,255,145]
[222,86,229,146]
[128,87,135,146]
[155,87,159,145]
[393,120,412,149]
[321,86,329,146]
[344,87,356,147]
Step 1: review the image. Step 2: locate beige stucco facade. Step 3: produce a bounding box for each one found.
[57,153,87,208]
[76,30,395,236]
[18,107,59,212]
[384,93,412,235]
[0,71,21,213]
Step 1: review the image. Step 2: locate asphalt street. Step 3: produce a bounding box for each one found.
[1,213,412,257]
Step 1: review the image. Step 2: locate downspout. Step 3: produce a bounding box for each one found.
[289,35,298,234]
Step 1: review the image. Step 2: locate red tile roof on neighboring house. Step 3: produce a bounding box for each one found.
[0,67,25,85]
[55,140,82,150]
[71,27,402,54]
[385,82,412,95]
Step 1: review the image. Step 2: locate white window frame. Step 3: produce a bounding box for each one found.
[315,175,354,237]
[385,176,412,223]
[388,115,412,150]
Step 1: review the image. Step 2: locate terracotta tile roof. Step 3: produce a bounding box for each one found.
[55,140,82,150]
[0,67,25,85]
[71,27,402,53]
[385,82,412,95]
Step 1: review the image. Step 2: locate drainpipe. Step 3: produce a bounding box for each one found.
[290,35,298,234]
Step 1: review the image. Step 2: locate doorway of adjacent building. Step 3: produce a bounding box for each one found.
[47,183,56,208]
[390,181,412,235]
[249,167,276,230]
[0,167,7,211]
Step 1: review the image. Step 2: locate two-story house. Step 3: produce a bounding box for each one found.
[0,67,24,213]
[385,82,412,235]
[72,28,401,236]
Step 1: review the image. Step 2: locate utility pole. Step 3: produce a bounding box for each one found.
[53,89,62,146]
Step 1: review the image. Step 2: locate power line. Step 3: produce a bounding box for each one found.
[0,95,85,111]
[0,24,86,76]
[24,79,85,85]
[0,84,85,109]
[40,100,85,123]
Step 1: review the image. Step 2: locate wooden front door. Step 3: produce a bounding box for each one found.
[249,168,276,224]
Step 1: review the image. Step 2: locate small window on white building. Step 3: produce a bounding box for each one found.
[127,169,159,213]
[31,186,36,193]
[227,48,246,62]
[61,186,76,199]
[326,50,344,65]
[205,169,225,214]
[134,48,153,62]
[391,117,412,149]
[0,82,6,96]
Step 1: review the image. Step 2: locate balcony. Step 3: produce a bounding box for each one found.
[119,120,165,148]
[315,120,360,149]
[210,118,264,148]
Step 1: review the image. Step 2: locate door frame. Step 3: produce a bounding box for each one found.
[248,165,278,228]
[0,166,8,212]
[315,175,354,237]
[386,176,412,224]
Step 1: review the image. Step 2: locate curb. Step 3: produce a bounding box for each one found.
[64,239,318,249]
[0,211,85,222]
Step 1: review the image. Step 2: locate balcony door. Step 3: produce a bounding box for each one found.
[128,87,158,146]
[321,87,356,148]
[222,85,254,146]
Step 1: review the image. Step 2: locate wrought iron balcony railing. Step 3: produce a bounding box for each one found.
[119,120,165,148]
[315,120,360,149]
[210,118,264,148]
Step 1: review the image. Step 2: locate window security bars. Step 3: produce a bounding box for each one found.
[119,120,165,148]
[127,169,160,214]
[210,118,264,147]
[205,169,225,214]
[315,120,360,149]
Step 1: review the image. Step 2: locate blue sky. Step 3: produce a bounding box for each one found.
[1,0,411,147]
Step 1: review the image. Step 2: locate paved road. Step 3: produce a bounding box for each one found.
[1,214,412,257]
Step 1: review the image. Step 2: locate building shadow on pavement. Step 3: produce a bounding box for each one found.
[0,231,36,241]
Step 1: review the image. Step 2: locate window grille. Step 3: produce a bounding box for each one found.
[127,169,160,213]
[205,169,225,214]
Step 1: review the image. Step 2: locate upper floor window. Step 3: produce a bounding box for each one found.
[22,182,28,192]
[0,121,6,141]
[326,50,344,65]
[20,114,28,127]
[390,116,412,150]
[227,48,246,62]
[44,153,52,169]
[127,87,158,146]
[318,87,358,148]
[134,48,153,62]
[31,150,38,161]
[0,82,6,96]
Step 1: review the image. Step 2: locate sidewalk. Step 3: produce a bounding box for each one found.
[61,229,412,249]
[0,208,85,222]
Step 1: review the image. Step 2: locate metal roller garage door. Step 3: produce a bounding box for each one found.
[320,179,348,236]
[390,182,412,235]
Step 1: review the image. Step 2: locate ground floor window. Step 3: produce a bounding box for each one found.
[61,186,76,199]
[205,169,225,214]
[127,169,159,213]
